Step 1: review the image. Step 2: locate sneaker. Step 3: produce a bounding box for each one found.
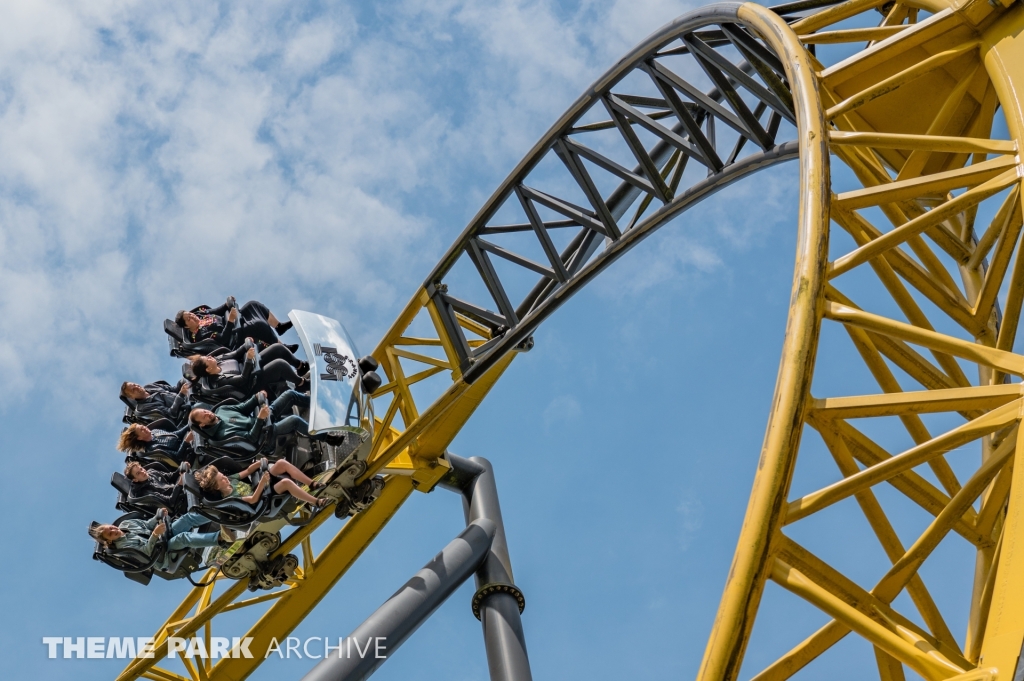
[218,527,237,548]
[276,321,293,334]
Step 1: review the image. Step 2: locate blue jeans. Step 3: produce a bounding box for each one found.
[166,512,219,552]
[273,415,308,438]
[272,390,309,437]
[271,389,309,416]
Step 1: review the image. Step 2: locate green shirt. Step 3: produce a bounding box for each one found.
[226,474,253,498]
[203,395,264,443]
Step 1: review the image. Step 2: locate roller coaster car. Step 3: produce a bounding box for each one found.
[190,384,329,474]
[91,512,206,586]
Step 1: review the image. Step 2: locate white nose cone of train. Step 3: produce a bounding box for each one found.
[287,310,369,437]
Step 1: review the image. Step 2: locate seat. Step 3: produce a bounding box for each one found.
[124,448,182,471]
[194,376,249,403]
[111,472,131,498]
[191,424,271,462]
[145,417,178,432]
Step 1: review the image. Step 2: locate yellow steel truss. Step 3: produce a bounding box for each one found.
[118,0,1024,678]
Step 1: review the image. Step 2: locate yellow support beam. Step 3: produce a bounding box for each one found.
[810,384,1022,419]
[770,559,968,681]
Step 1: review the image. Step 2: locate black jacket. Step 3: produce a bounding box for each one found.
[132,381,189,423]
[144,425,192,462]
[197,349,257,399]
[129,469,179,507]
[185,304,241,350]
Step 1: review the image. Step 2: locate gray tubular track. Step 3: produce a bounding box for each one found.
[298,519,497,681]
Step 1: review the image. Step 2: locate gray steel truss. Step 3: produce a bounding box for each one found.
[419,2,840,383]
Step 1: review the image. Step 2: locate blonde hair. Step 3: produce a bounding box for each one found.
[89,523,111,546]
[117,424,147,453]
[195,465,220,492]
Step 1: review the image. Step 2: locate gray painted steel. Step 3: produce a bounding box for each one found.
[447,455,533,681]
[298,518,497,681]
[406,3,802,383]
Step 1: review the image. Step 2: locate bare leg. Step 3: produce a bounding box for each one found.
[273,478,320,505]
[269,459,313,486]
[268,312,280,328]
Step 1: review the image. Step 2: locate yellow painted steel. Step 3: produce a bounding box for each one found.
[703,0,1024,679]
[119,0,1024,678]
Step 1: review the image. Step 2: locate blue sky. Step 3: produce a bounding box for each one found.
[0,1,1003,680]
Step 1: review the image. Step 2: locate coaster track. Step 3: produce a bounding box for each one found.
[118,0,1024,678]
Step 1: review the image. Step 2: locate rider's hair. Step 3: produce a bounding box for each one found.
[117,424,147,453]
[195,465,220,492]
[88,523,111,546]
[189,355,213,379]
[174,310,187,327]
[123,460,144,480]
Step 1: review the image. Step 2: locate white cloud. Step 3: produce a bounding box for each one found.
[543,394,582,429]
[676,490,704,550]
[0,0,720,416]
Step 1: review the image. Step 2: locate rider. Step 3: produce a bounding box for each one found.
[124,461,188,509]
[88,509,226,570]
[120,380,191,424]
[117,423,194,463]
[175,299,293,351]
[189,342,308,397]
[188,390,310,446]
[194,458,328,508]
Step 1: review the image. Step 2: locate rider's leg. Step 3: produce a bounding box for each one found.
[273,478,319,505]
[269,459,313,486]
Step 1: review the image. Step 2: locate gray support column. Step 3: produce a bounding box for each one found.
[300,519,496,681]
[448,455,533,681]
